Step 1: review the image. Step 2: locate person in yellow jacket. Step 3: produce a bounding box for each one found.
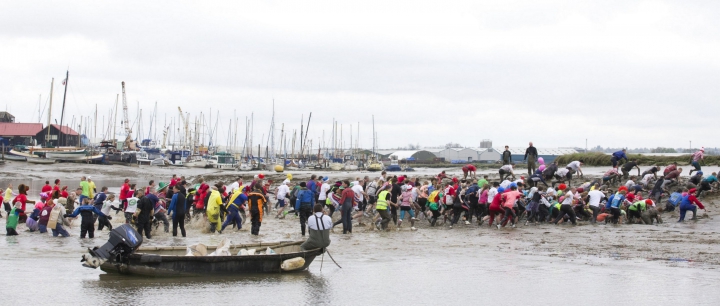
[207,186,224,233]
[87,177,96,199]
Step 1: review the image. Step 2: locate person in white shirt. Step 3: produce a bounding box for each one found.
[565,160,584,183]
[499,180,512,190]
[586,189,605,224]
[554,168,570,185]
[351,181,366,225]
[640,173,655,187]
[275,181,291,218]
[228,177,243,194]
[499,164,515,181]
[625,178,636,189]
[318,177,331,202]
[301,204,333,251]
[552,187,577,225]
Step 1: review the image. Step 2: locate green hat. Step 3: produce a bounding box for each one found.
[156,182,168,191]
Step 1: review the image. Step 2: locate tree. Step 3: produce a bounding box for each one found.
[445,142,461,149]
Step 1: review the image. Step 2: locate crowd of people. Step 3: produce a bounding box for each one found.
[1,147,715,238]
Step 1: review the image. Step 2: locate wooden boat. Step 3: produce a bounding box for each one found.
[27,157,56,164]
[99,241,323,277]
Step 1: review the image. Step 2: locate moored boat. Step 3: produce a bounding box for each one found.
[81,225,324,277]
[27,157,56,164]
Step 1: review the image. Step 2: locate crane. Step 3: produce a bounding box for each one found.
[161,125,170,149]
[121,81,137,150]
[178,107,190,149]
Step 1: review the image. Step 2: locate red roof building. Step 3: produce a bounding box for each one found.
[50,124,79,136]
[0,123,44,136]
[0,123,44,146]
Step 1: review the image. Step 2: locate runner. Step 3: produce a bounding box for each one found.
[689,147,705,175]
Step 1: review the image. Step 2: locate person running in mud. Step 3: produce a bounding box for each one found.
[487,186,505,227]
[610,149,628,168]
[586,188,605,224]
[678,188,705,222]
[528,169,549,188]
[553,167,571,187]
[662,167,682,191]
[248,185,267,235]
[464,179,480,225]
[397,185,418,230]
[621,159,640,180]
[524,187,541,225]
[639,172,655,189]
[462,164,477,180]
[295,182,315,236]
[641,166,660,180]
[476,183,490,225]
[605,187,627,224]
[687,171,703,189]
[65,197,110,239]
[689,147,705,175]
[552,186,577,225]
[566,160,584,180]
[375,185,395,231]
[602,167,621,186]
[543,161,559,181]
[390,177,402,225]
[697,172,719,197]
[168,184,188,237]
[499,163,515,181]
[275,180,290,218]
[524,142,538,176]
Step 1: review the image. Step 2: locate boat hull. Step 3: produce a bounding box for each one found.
[27,157,55,164]
[99,243,323,277]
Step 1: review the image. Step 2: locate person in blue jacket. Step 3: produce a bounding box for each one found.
[65,197,109,238]
[222,187,248,232]
[665,189,683,212]
[167,184,187,237]
[295,182,315,236]
[611,149,628,168]
[605,187,627,224]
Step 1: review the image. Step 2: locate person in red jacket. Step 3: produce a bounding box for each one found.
[462,164,477,180]
[13,184,30,223]
[487,187,506,227]
[53,179,61,192]
[195,182,209,216]
[41,181,52,193]
[119,178,130,209]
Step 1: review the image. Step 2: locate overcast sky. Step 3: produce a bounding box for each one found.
[2,0,718,150]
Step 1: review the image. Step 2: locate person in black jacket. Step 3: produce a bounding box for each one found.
[135,189,154,239]
[524,142,538,176]
[65,197,109,238]
[168,184,187,237]
[502,146,512,165]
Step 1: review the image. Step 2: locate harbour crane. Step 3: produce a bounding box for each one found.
[121,81,137,150]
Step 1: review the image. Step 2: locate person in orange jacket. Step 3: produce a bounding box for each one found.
[247,185,267,235]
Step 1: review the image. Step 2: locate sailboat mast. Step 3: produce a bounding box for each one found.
[45,79,54,146]
[59,70,69,146]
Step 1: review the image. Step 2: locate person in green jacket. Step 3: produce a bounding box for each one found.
[6,202,21,235]
[627,200,647,224]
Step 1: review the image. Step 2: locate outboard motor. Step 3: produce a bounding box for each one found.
[81,224,143,269]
